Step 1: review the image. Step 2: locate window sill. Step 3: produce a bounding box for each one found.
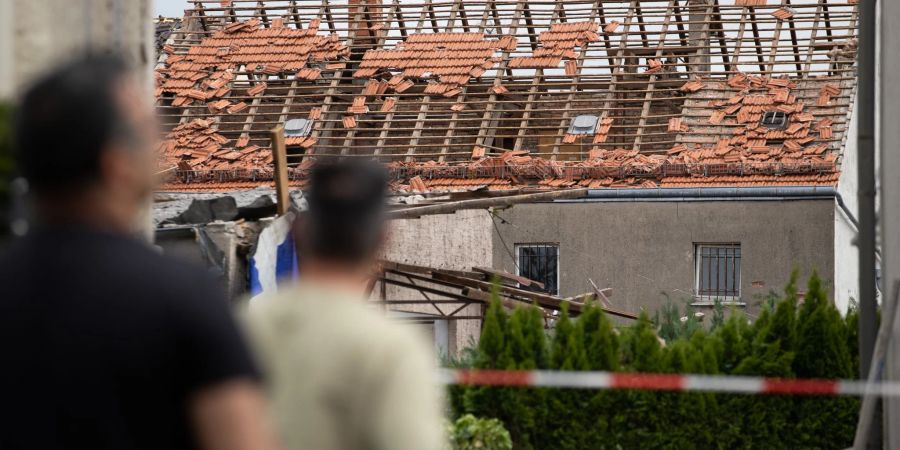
[690,300,746,307]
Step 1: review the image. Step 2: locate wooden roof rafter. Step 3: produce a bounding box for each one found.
[156,0,860,177]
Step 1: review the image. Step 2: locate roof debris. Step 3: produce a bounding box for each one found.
[155,0,857,192]
[354,32,515,95]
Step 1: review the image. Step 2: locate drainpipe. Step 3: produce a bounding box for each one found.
[853,0,880,446]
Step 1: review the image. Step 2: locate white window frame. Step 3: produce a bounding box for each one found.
[515,243,560,295]
[692,243,745,306]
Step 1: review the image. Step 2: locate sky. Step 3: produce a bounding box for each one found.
[156,0,187,18]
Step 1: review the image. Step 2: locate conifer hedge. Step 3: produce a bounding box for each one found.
[449,272,860,449]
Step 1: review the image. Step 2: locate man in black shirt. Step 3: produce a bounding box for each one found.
[0,56,275,450]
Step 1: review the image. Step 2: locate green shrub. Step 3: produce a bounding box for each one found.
[450,272,861,449]
[446,414,512,450]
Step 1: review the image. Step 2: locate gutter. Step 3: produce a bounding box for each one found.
[584,186,838,199]
[557,186,861,230]
[540,186,836,203]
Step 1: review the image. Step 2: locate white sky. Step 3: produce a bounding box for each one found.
[155,0,187,18]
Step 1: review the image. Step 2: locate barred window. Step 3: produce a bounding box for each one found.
[694,244,741,300]
[517,244,559,295]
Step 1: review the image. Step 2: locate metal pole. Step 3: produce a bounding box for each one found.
[856,0,879,446]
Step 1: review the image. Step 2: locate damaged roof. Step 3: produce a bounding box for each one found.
[155,0,859,191]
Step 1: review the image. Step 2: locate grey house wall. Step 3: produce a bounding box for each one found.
[491,199,836,316]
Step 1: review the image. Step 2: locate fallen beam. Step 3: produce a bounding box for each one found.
[388,188,589,219]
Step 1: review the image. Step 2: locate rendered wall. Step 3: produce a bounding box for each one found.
[835,102,860,313]
[492,199,836,317]
[4,0,154,95]
[382,209,494,355]
[1,0,155,236]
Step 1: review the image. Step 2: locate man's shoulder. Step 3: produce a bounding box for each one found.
[0,229,221,300]
[248,287,432,355]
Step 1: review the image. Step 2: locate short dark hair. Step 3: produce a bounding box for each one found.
[300,160,389,264]
[13,55,132,194]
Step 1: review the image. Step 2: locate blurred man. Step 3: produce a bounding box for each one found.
[246,161,443,450]
[0,56,275,450]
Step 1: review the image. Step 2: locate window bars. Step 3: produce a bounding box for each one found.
[694,243,741,302]
[517,244,560,295]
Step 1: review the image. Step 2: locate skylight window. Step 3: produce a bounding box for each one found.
[285,118,313,137]
[568,115,599,135]
[761,111,788,129]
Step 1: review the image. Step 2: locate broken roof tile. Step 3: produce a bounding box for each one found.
[510,21,600,69]
[380,97,397,113]
[680,79,705,93]
[771,7,795,20]
[247,82,267,96]
[157,18,348,105]
[226,101,248,114]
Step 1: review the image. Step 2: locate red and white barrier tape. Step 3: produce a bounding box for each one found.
[437,369,900,397]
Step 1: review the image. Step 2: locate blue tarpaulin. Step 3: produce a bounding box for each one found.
[249,213,298,297]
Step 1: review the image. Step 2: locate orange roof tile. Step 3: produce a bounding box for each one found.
[227,101,248,114]
[247,82,267,96]
[680,79,705,93]
[353,32,512,95]
[157,18,348,105]
[771,7,795,20]
[380,97,397,113]
[509,21,600,69]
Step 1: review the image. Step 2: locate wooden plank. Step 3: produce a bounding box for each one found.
[373,0,402,156]
[783,0,803,73]
[473,0,524,149]
[388,188,588,219]
[803,0,825,73]
[288,0,302,28]
[308,0,362,155]
[269,126,290,215]
[512,2,567,153]
[632,0,676,152]
[731,6,750,72]
[747,7,767,72]
[432,270,583,313]
[549,1,601,160]
[767,0,788,73]
[597,0,640,150]
[473,266,546,289]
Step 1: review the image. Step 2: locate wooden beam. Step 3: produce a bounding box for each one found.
[474,0,523,149]
[388,188,588,219]
[269,126,290,215]
[632,0,677,152]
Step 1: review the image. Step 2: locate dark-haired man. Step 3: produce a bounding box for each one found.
[246,160,443,450]
[0,56,275,450]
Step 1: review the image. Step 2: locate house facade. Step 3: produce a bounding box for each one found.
[153,0,860,351]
